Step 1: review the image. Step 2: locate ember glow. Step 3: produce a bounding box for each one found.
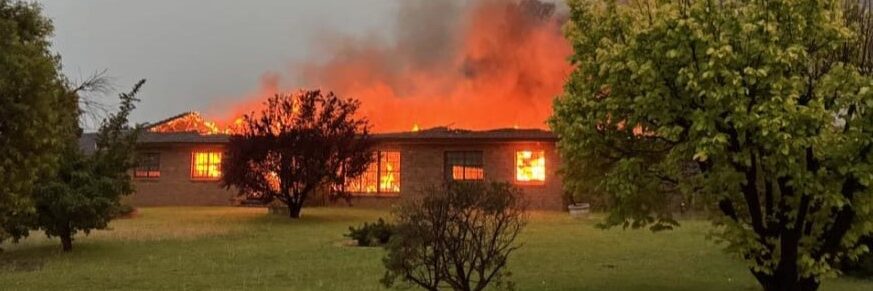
[149,112,245,134]
[207,0,572,132]
[150,112,223,134]
[516,150,545,183]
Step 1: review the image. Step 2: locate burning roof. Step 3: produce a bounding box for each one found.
[146,112,241,135]
[373,127,556,142]
[140,112,555,144]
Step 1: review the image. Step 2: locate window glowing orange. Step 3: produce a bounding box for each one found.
[346,151,400,195]
[347,161,379,193]
[379,151,401,192]
[516,150,545,183]
[191,151,222,179]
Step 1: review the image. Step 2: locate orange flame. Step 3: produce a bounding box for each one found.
[516,150,545,183]
[205,0,571,133]
[380,160,399,192]
[192,151,222,179]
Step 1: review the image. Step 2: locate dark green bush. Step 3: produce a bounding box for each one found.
[841,237,873,278]
[345,218,394,247]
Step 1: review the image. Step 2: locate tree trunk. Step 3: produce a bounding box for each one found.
[288,202,302,218]
[751,229,821,291]
[60,232,73,252]
[756,276,819,291]
[754,267,820,291]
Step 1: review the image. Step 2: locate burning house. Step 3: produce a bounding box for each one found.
[99,112,564,209]
[80,1,573,210]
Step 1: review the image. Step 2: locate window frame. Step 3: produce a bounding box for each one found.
[346,151,401,196]
[134,152,161,179]
[190,151,223,181]
[444,151,485,182]
[514,150,546,185]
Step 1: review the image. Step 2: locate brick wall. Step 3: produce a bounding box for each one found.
[131,140,565,210]
[130,143,236,206]
[338,141,565,210]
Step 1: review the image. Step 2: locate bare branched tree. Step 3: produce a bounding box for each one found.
[69,69,115,131]
[382,182,527,291]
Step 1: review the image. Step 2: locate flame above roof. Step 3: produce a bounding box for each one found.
[145,112,223,135]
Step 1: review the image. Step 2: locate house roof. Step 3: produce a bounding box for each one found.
[371,127,557,143]
[78,132,230,152]
[143,111,198,130]
[128,127,556,145]
[137,132,230,144]
[144,111,224,135]
[82,113,558,147]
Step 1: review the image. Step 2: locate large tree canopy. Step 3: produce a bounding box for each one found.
[222,90,373,218]
[552,0,873,290]
[0,0,77,245]
[31,80,144,252]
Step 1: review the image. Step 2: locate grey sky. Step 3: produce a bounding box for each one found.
[40,0,400,126]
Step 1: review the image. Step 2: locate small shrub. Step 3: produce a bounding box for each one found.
[346,225,371,247]
[369,218,393,244]
[346,218,394,247]
[381,182,527,291]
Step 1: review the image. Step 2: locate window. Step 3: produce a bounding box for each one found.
[134,153,160,178]
[346,151,401,195]
[191,151,222,180]
[445,151,484,181]
[516,150,545,184]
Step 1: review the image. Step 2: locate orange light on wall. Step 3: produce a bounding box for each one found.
[192,151,222,179]
[516,150,545,183]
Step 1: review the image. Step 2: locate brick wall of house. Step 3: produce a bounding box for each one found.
[130,143,237,206]
[130,140,565,210]
[339,141,565,210]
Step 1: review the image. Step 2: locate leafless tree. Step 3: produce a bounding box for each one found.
[382,182,527,291]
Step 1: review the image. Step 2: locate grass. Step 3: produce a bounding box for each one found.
[0,207,870,290]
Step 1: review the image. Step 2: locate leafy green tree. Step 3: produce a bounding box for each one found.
[31,80,144,252]
[551,0,873,290]
[0,0,77,246]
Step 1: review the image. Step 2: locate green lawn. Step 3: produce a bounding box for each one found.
[0,207,871,290]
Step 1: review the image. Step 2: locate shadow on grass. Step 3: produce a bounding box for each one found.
[0,244,58,273]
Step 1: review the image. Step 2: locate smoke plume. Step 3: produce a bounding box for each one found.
[213,0,572,132]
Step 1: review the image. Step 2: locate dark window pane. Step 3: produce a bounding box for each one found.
[135,153,161,178]
[445,151,484,181]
